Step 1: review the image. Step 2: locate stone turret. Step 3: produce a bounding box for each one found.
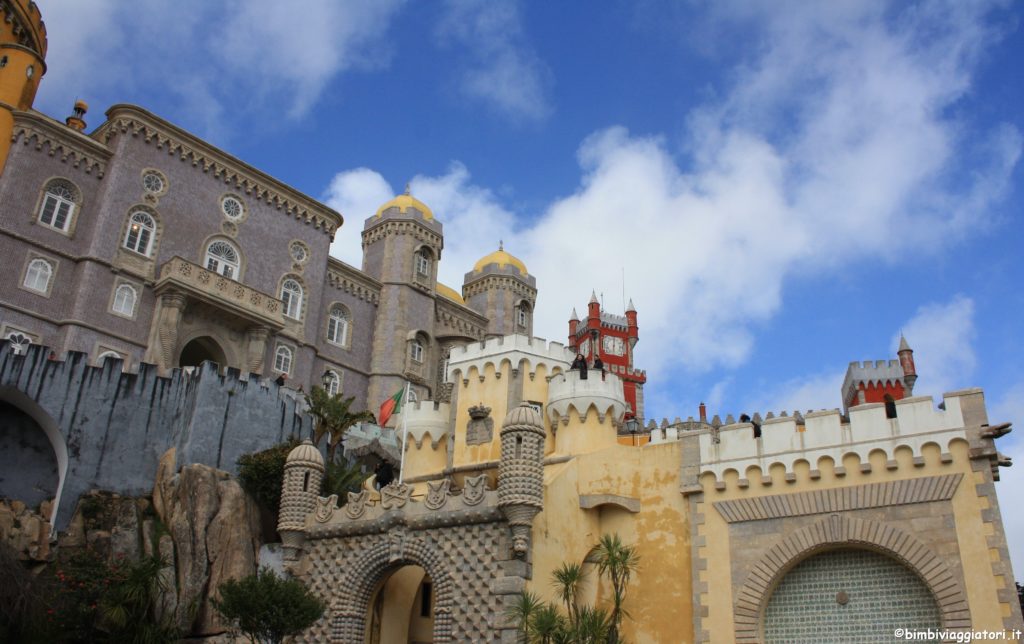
[898,334,917,394]
[498,402,545,557]
[277,439,324,560]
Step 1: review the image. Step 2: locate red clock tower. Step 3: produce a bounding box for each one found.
[568,292,647,422]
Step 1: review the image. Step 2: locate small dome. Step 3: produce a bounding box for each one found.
[473,246,527,276]
[502,402,544,432]
[375,191,433,221]
[436,282,465,305]
[286,439,324,467]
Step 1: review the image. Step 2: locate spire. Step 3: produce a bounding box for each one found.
[569,307,578,321]
[898,334,911,353]
[403,182,411,195]
[626,298,636,313]
[589,290,598,304]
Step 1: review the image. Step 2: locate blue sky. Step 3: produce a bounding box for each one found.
[34,0,1024,571]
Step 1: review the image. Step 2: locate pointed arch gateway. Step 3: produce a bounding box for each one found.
[330,528,456,642]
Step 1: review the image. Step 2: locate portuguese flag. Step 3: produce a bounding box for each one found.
[378,386,405,427]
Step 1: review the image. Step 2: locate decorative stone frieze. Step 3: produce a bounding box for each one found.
[12,111,112,177]
[326,258,381,305]
[93,106,341,236]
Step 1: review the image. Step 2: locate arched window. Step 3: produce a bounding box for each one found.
[111,284,138,316]
[414,248,432,277]
[205,240,239,279]
[516,301,531,329]
[97,351,122,365]
[327,304,350,346]
[281,279,303,320]
[38,180,78,232]
[274,344,293,375]
[407,388,418,403]
[123,211,156,256]
[23,258,53,293]
[5,331,32,355]
[410,338,424,363]
[324,369,341,396]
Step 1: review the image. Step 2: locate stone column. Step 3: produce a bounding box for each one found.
[156,292,186,371]
[245,326,270,375]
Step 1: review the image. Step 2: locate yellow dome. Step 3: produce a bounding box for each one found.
[473,247,527,275]
[436,282,465,305]
[375,192,433,221]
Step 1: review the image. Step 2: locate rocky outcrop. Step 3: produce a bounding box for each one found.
[0,498,52,561]
[153,448,262,635]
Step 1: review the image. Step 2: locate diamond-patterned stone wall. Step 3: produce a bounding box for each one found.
[296,519,515,643]
[765,549,940,643]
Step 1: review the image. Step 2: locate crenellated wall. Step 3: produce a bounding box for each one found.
[446,333,572,382]
[0,341,310,529]
[694,391,986,482]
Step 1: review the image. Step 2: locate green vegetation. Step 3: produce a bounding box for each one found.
[507,533,639,644]
[306,386,375,463]
[237,438,300,513]
[0,543,180,643]
[211,567,325,644]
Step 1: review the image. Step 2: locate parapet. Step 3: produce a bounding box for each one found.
[840,358,905,401]
[393,401,452,448]
[447,334,573,381]
[695,391,984,481]
[546,370,627,426]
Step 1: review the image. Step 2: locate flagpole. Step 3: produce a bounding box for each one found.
[398,380,411,484]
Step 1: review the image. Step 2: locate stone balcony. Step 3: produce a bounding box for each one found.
[154,256,285,330]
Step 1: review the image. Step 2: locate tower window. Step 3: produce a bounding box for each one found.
[23,258,53,293]
[111,283,138,317]
[274,344,293,375]
[884,394,897,419]
[415,248,432,277]
[410,340,424,363]
[327,305,350,346]
[0,56,7,68]
[515,435,523,459]
[302,471,310,492]
[123,211,156,256]
[38,179,79,233]
[281,279,304,320]
[205,240,240,278]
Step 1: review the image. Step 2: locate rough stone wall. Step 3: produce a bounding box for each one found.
[0,342,308,529]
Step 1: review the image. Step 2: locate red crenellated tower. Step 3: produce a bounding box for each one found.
[567,292,647,422]
[840,334,918,412]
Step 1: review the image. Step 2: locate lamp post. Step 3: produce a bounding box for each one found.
[625,416,640,446]
[321,369,332,394]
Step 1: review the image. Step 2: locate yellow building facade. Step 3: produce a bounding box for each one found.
[279,334,1021,642]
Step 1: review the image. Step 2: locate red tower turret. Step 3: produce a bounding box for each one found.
[840,335,920,413]
[567,292,647,423]
[897,335,917,394]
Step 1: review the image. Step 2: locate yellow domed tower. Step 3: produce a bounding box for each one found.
[0,0,47,177]
[464,242,537,338]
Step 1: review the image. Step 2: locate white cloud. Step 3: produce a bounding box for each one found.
[34,0,405,134]
[323,2,1018,412]
[436,0,552,121]
[324,169,396,267]
[895,296,977,397]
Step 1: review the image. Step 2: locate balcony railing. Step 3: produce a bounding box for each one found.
[155,256,285,329]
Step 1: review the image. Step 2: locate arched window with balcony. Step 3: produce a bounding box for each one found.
[204,240,240,279]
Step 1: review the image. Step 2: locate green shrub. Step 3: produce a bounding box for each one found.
[322,459,366,504]
[237,438,300,512]
[212,567,325,644]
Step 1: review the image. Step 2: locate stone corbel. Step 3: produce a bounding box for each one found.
[246,325,270,374]
[157,292,187,370]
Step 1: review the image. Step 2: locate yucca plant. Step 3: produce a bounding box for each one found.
[587,533,640,642]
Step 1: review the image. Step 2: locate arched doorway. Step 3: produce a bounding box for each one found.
[367,565,435,644]
[179,336,227,369]
[764,548,940,643]
[0,387,68,530]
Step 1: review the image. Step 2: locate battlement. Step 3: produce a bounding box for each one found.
[693,390,986,480]
[393,401,452,447]
[447,334,573,381]
[607,363,646,379]
[841,358,906,404]
[546,370,627,425]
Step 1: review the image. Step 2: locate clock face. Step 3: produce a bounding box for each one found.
[603,335,625,356]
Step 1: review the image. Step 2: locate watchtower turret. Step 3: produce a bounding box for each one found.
[277,439,324,561]
[498,402,546,557]
[0,0,48,177]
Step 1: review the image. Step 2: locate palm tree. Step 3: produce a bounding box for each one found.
[587,533,640,643]
[505,590,543,638]
[306,387,375,462]
[552,561,586,629]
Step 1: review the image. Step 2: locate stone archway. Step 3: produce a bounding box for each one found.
[733,514,970,642]
[179,335,228,369]
[330,529,455,643]
[0,386,68,531]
